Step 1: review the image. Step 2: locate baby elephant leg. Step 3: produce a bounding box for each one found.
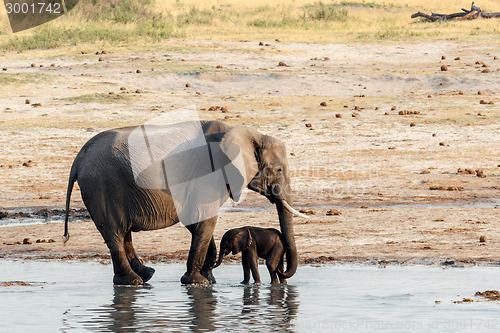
[246,248,261,285]
[266,245,284,284]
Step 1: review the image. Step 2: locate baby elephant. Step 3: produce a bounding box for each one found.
[214,226,287,285]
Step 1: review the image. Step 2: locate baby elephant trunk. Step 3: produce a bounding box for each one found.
[213,248,226,268]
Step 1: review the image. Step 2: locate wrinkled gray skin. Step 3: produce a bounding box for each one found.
[214,226,287,285]
[64,120,297,285]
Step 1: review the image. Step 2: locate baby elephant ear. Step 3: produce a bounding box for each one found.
[233,228,253,254]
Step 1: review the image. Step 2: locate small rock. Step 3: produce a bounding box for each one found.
[278,62,287,67]
[50,63,55,67]
[135,89,144,94]
[23,238,32,245]
[375,107,379,110]
[25,99,31,104]
[48,239,55,243]
[482,69,491,73]
[352,113,358,117]
[101,50,107,55]
[136,69,141,73]
[494,56,498,60]
[410,122,416,127]
[335,113,342,118]
[298,209,315,215]
[384,112,390,115]
[185,83,191,87]
[259,41,264,46]
[454,57,461,60]
[31,63,36,67]
[326,209,341,216]
[320,101,327,106]
[480,236,487,243]
[441,65,448,71]
[32,103,42,107]
[216,65,223,69]
[39,64,44,68]
[98,57,104,62]
[439,142,447,146]
[120,87,126,90]
[476,169,486,178]
[305,123,312,128]
[441,56,446,60]
[478,91,483,95]
[391,106,396,110]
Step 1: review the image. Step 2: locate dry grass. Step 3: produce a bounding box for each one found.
[0,0,499,49]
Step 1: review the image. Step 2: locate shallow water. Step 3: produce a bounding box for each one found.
[1,261,500,332]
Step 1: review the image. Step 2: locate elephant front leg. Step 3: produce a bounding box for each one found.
[241,251,251,284]
[200,236,217,284]
[124,231,155,283]
[248,250,261,285]
[182,216,217,285]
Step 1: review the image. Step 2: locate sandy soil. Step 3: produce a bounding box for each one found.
[0,39,499,265]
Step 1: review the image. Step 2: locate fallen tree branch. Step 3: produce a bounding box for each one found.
[411,2,500,22]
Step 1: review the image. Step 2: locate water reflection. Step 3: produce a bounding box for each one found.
[107,286,143,332]
[185,285,218,332]
[82,283,299,332]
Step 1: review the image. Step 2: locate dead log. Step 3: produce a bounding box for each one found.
[411,2,500,21]
[457,10,479,20]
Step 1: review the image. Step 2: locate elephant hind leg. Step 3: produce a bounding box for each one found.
[107,235,143,286]
[124,231,155,283]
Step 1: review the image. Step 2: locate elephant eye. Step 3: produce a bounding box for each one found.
[276,168,283,173]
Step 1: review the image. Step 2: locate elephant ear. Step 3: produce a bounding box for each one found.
[211,127,261,203]
[233,228,253,254]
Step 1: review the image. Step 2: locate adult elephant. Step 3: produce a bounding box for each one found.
[63,120,307,285]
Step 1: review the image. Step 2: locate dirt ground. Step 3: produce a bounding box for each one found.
[0,39,499,266]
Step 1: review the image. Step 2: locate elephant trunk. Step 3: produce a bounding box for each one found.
[213,246,226,268]
[276,198,298,280]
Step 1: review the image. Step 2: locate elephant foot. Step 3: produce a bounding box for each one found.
[113,272,143,286]
[253,281,262,286]
[137,265,155,283]
[181,272,209,285]
[279,279,287,285]
[240,280,250,285]
[201,269,216,284]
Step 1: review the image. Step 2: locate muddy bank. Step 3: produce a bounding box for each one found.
[1,205,499,266]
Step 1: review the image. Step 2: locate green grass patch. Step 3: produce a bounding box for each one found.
[0,72,58,84]
[62,93,136,104]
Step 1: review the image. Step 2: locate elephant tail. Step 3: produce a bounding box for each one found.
[63,170,77,244]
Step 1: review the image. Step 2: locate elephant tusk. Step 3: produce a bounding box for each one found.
[282,200,310,219]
